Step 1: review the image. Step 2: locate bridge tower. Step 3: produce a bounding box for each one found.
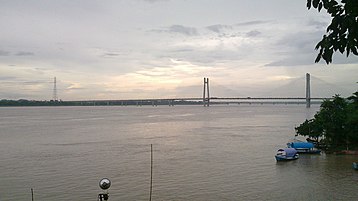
[203,77,210,106]
[306,73,311,108]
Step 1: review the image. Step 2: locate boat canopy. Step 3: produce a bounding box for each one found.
[277,148,297,157]
[288,142,314,149]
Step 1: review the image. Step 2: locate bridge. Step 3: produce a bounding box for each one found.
[65,73,330,108]
[65,96,327,107]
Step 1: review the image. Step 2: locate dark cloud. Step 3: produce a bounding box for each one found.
[265,52,358,67]
[246,30,261,37]
[306,18,328,30]
[150,25,198,36]
[102,53,121,58]
[235,20,271,27]
[0,76,16,80]
[206,24,232,33]
[264,31,325,66]
[15,51,35,56]
[168,25,198,36]
[265,25,358,67]
[264,56,314,67]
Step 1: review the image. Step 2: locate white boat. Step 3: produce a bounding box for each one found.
[275,148,299,161]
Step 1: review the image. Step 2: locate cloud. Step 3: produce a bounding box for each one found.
[141,0,170,2]
[206,24,232,33]
[15,51,35,56]
[246,30,261,37]
[168,25,198,36]
[0,76,16,80]
[264,56,314,67]
[265,51,358,67]
[152,25,198,36]
[306,18,329,30]
[102,53,121,58]
[66,83,85,90]
[0,50,10,56]
[235,20,271,27]
[0,1,356,100]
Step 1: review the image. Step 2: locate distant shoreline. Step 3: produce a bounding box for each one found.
[0,99,322,107]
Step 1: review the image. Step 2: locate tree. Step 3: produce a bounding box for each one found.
[295,94,357,150]
[316,95,348,148]
[295,119,323,140]
[346,91,358,147]
[307,0,358,64]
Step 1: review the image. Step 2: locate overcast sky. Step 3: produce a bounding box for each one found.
[1,0,357,100]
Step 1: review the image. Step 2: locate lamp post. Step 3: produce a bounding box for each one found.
[98,178,111,201]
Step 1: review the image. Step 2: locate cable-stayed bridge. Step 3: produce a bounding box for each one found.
[66,73,334,108]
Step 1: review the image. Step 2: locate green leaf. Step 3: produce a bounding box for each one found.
[315,52,322,63]
[313,0,319,8]
[318,2,323,11]
[339,45,345,53]
[346,47,351,57]
[315,42,322,50]
[307,0,312,9]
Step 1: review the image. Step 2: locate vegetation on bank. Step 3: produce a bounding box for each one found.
[0,99,203,106]
[0,99,73,106]
[295,91,358,151]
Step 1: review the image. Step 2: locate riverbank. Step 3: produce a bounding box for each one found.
[333,150,358,155]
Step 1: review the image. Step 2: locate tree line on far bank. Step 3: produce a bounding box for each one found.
[295,91,358,151]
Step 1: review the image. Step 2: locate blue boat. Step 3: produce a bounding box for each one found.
[287,142,321,154]
[353,162,358,170]
[275,148,299,161]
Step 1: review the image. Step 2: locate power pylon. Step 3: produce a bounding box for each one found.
[53,77,58,101]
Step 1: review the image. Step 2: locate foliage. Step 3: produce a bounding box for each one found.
[295,91,358,150]
[346,91,358,145]
[307,0,358,64]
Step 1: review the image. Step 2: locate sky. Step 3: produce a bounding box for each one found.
[0,0,357,101]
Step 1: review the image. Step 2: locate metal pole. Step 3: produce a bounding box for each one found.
[149,144,153,201]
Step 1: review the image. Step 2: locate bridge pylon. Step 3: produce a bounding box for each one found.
[306,73,311,108]
[203,77,210,106]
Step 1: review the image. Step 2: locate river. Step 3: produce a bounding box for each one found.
[0,105,357,200]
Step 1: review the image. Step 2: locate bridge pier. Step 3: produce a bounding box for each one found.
[168,100,175,106]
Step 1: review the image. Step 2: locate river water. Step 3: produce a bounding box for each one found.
[0,105,357,200]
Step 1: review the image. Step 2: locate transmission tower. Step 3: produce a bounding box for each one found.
[53,77,58,101]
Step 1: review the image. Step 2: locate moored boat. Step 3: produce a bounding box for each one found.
[353,162,358,170]
[287,142,321,154]
[275,148,299,161]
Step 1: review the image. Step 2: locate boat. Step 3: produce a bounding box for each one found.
[353,162,358,170]
[275,148,299,161]
[287,142,321,154]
